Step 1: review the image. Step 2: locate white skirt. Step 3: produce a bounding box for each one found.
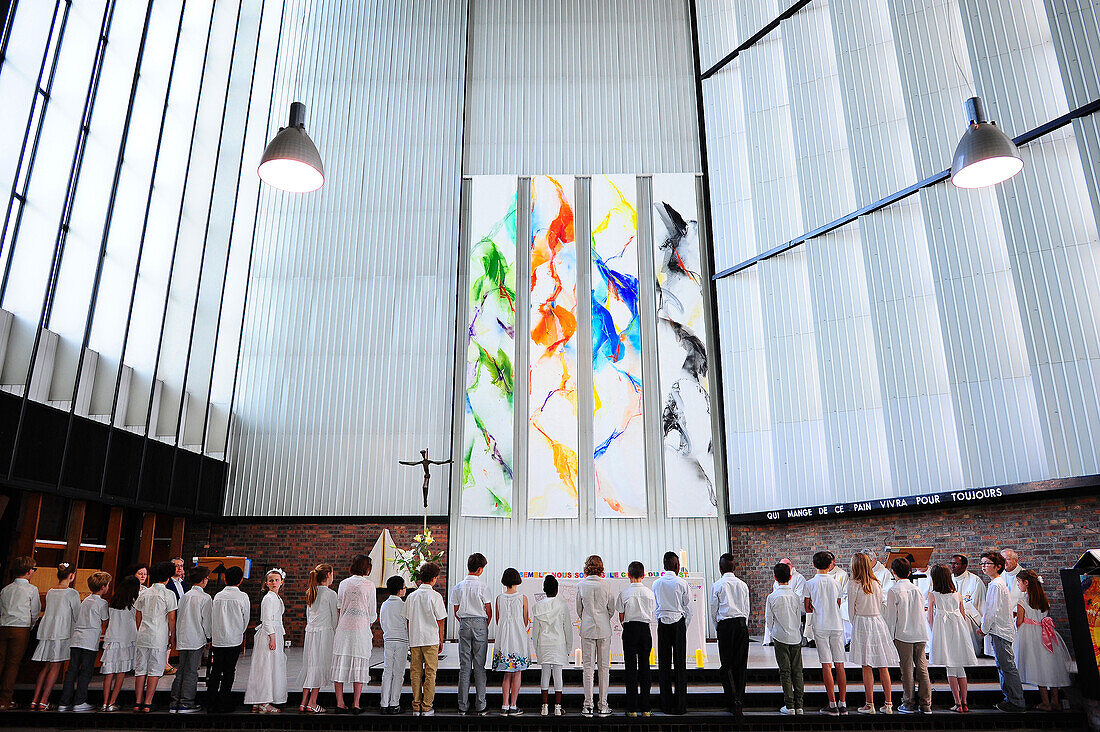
[298,628,335,689]
[930,614,978,668]
[32,638,71,663]
[1015,624,1072,688]
[100,641,136,674]
[243,630,288,705]
[330,653,372,684]
[848,615,900,667]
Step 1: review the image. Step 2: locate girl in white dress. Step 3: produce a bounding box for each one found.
[1014,570,1072,711]
[330,553,377,713]
[245,569,288,713]
[101,575,141,711]
[926,564,977,712]
[492,568,530,715]
[30,563,80,710]
[848,553,898,714]
[298,564,338,713]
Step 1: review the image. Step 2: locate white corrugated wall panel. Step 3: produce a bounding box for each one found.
[225,0,467,516]
[959,0,1100,478]
[463,0,700,176]
[703,0,1100,513]
[828,0,965,497]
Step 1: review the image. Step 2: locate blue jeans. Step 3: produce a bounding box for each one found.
[990,634,1026,708]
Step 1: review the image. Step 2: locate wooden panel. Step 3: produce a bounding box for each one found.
[14,493,41,560]
[64,500,86,565]
[102,507,124,579]
[138,512,156,566]
[169,517,185,560]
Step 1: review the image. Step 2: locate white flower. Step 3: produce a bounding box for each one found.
[418,560,427,570]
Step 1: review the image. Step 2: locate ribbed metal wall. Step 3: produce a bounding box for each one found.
[224,0,468,516]
[700,0,1100,514]
[463,0,701,176]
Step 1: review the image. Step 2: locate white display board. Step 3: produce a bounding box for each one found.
[488,573,709,665]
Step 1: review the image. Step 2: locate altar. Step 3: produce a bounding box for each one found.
[498,572,709,664]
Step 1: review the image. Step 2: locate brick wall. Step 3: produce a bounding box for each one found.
[729,491,1100,641]
[182,519,449,645]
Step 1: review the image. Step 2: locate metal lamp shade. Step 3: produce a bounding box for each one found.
[950,97,1023,189]
[257,125,325,193]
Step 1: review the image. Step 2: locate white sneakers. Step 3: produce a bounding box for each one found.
[541,703,549,716]
[555,704,564,716]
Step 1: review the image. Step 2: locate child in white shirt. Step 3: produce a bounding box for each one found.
[59,572,111,711]
[171,566,212,712]
[379,576,409,714]
[209,565,250,713]
[0,556,40,710]
[577,554,616,717]
[616,562,657,717]
[133,561,178,712]
[30,563,80,710]
[805,551,846,715]
[765,562,804,714]
[406,562,447,716]
[101,575,140,710]
[533,574,573,716]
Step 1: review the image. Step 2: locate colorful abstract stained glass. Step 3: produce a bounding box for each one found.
[461,176,517,517]
[528,176,579,519]
[652,175,717,518]
[591,175,647,518]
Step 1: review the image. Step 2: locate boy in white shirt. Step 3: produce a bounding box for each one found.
[765,562,804,715]
[577,554,616,717]
[133,561,178,712]
[805,551,846,716]
[171,566,212,713]
[616,561,656,717]
[59,571,111,711]
[884,557,931,713]
[451,552,492,715]
[652,551,692,715]
[379,576,409,714]
[711,553,750,716]
[979,551,1026,712]
[0,556,40,710]
[406,562,446,716]
[208,565,250,713]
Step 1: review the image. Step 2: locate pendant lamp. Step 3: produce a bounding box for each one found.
[950,96,1023,189]
[257,102,324,193]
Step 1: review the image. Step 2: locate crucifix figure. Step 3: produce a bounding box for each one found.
[400,448,452,534]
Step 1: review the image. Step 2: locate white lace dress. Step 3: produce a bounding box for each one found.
[330,575,377,684]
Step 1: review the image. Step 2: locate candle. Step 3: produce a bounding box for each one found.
[695,648,704,668]
[679,549,687,572]
[575,648,582,666]
[649,647,656,666]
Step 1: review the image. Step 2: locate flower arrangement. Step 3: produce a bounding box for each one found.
[393,529,444,584]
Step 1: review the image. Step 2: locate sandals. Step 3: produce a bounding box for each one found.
[252,704,282,714]
[306,704,326,714]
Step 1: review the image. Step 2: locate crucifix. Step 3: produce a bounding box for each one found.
[399,447,452,535]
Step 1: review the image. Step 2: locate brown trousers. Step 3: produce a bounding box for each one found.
[0,626,32,706]
[410,645,439,712]
[893,639,931,707]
